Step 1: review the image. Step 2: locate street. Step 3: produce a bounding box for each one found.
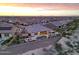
[0,35,61,55]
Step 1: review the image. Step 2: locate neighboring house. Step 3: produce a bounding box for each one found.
[51,20,74,28]
[0,22,16,42]
[22,24,54,41]
[43,22,57,30]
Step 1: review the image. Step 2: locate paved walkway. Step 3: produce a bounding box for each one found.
[0,36,61,55]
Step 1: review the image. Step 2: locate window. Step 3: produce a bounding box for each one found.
[4,33,9,37]
[0,33,1,38]
[40,31,47,35]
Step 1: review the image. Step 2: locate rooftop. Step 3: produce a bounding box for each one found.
[51,20,74,27]
[0,22,14,33]
[0,27,12,30]
[25,24,53,33]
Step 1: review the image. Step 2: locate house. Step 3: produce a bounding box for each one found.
[22,24,54,41]
[51,20,74,28]
[0,22,16,42]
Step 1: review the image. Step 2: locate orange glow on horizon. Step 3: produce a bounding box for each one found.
[0,3,79,16]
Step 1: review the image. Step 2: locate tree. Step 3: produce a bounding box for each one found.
[1,35,24,46]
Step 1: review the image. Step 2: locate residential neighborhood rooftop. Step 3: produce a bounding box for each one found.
[51,20,74,27]
[25,24,53,33]
[0,27,12,30]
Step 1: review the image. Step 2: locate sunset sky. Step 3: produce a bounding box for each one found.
[0,3,79,16]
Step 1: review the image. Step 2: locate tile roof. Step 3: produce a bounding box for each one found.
[25,24,53,33]
[0,22,13,27]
